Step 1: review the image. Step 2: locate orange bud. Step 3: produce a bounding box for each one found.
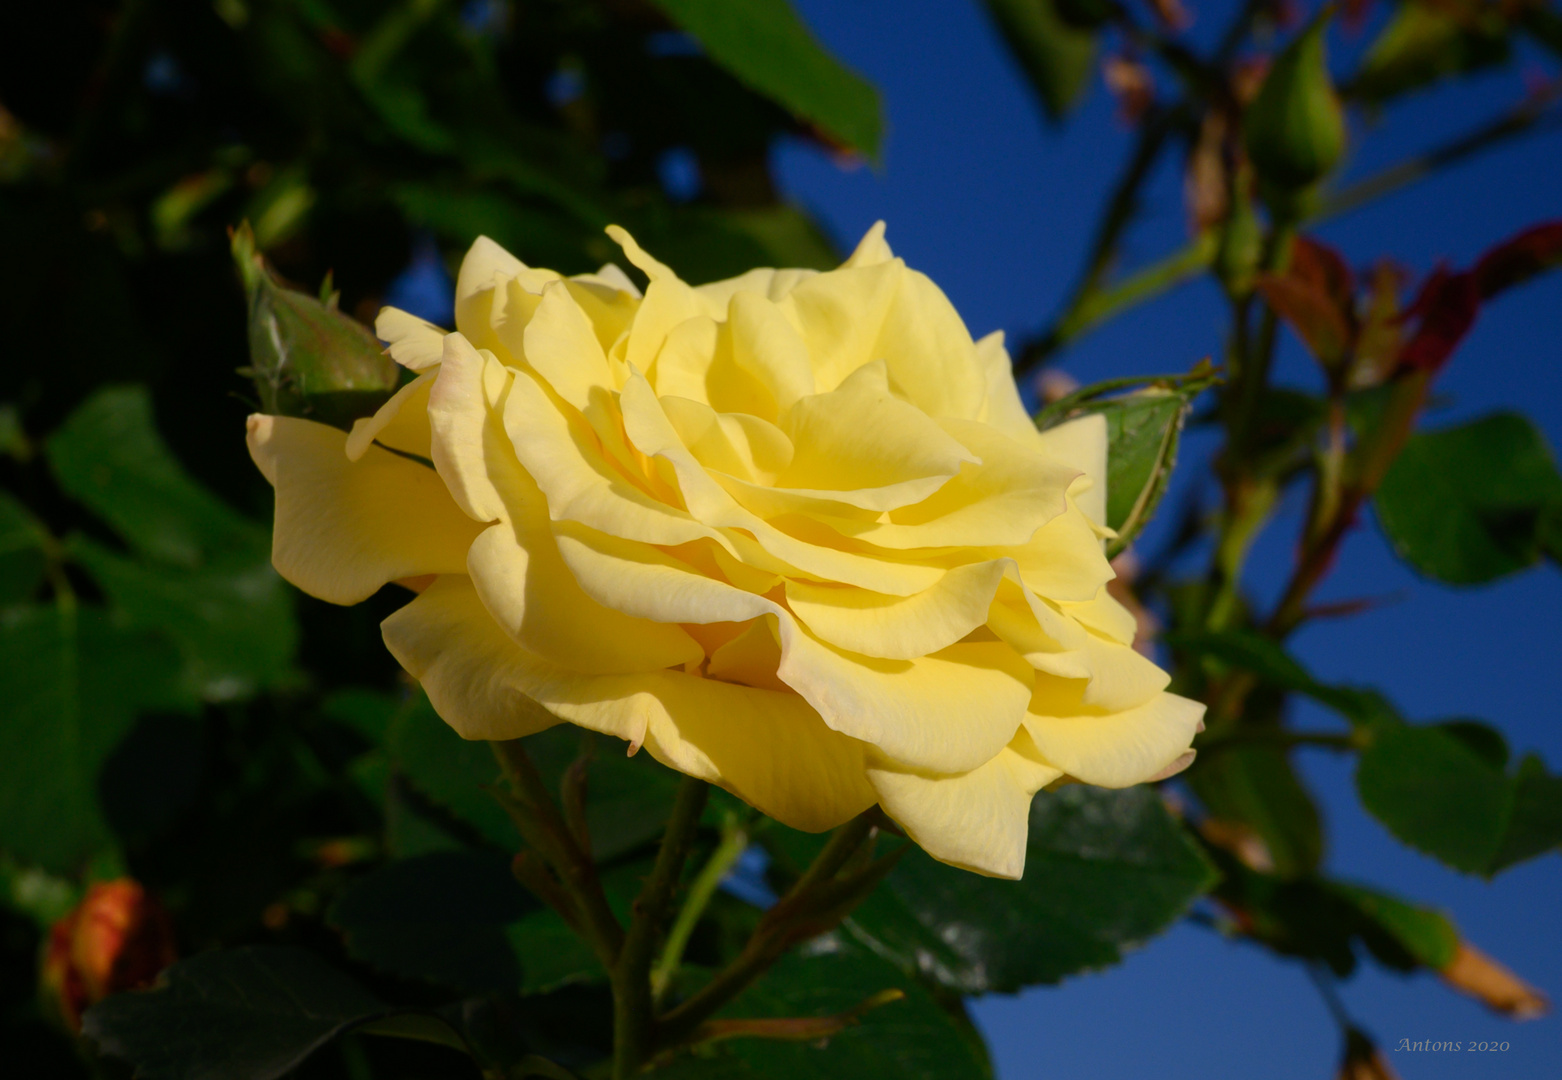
[40,880,177,1031]
[1103,55,1156,124]
[1438,942,1549,1020]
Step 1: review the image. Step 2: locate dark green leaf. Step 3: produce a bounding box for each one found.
[658,938,990,1080]
[1186,744,1323,878]
[67,534,296,701]
[1375,412,1562,584]
[841,786,1215,994]
[387,693,517,849]
[0,604,192,870]
[83,946,392,1080]
[329,852,527,994]
[0,489,48,605]
[1356,724,1562,875]
[646,0,883,159]
[982,0,1097,121]
[46,386,264,567]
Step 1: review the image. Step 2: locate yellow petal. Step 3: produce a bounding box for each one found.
[521,281,615,412]
[822,418,1076,550]
[1035,413,1108,528]
[1023,684,1204,788]
[454,236,530,354]
[375,307,446,371]
[872,266,987,421]
[380,574,562,741]
[502,367,713,548]
[467,520,702,674]
[1059,587,1140,645]
[346,370,435,462]
[776,361,976,511]
[728,291,815,412]
[775,628,1033,774]
[660,395,794,485]
[1001,496,1117,602]
[784,560,1008,660]
[842,220,894,268]
[867,728,1061,879]
[780,258,902,395]
[383,576,875,831]
[695,266,818,309]
[247,414,482,605]
[974,329,1043,445]
[428,334,515,523]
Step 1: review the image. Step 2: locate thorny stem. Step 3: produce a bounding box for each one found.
[613,775,708,1079]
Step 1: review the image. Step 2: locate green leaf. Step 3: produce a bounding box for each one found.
[840,786,1215,994]
[329,852,527,994]
[66,534,296,701]
[1376,412,1562,584]
[1037,366,1216,555]
[0,604,192,870]
[1350,0,1511,103]
[1167,628,1402,730]
[83,946,393,1080]
[1330,882,1458,970]
[646,0,883,159]
[47,386,265,567]
[1356,724,1562,876]
[981,0,1097,121]
[658,938,991,1080]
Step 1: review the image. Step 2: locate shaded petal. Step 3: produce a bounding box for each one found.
[347,370,435,461]
[728,290,815,412]
[974,330,1043,445]
[248,414,482,605]
[1023,685,1204,788]
[867,728,1061,879]
[428,334,515,523]
[781,258,903,394]
[383,576,875,831]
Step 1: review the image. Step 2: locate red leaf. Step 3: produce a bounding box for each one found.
[1397,266,1480,373]
[1471,221,1562,299]
[1291,235,1356,315]
[1256,274,1354,368]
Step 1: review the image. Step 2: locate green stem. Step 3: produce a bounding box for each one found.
[1196,728,1361,757]
[1026,96,1561,364]
[651,815,750,1006]
[613,775,708,1080]
[655,814,879,1051]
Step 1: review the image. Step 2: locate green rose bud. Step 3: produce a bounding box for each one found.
[1243,13,1346,202]
[231,222,401,429]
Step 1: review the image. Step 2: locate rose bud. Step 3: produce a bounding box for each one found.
[40,879,177,1031]
[1243,13,1346,203]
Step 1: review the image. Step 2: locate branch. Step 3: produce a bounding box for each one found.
[652,814,750,1006]
[613,775,708,1079]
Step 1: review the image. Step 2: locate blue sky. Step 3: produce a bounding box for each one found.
[775,1,1562,1077]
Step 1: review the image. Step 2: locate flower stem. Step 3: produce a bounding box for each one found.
[652,815,751,1007]
[654,814,885,1051]
[612,774,708,1079]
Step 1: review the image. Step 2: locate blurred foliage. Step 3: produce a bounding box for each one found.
[3,0,1562,1077]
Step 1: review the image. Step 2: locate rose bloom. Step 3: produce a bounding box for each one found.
[41,880,176,1030]
[248,224,1202,878]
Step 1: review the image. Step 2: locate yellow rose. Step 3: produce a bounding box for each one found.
[247,224,1202,878]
